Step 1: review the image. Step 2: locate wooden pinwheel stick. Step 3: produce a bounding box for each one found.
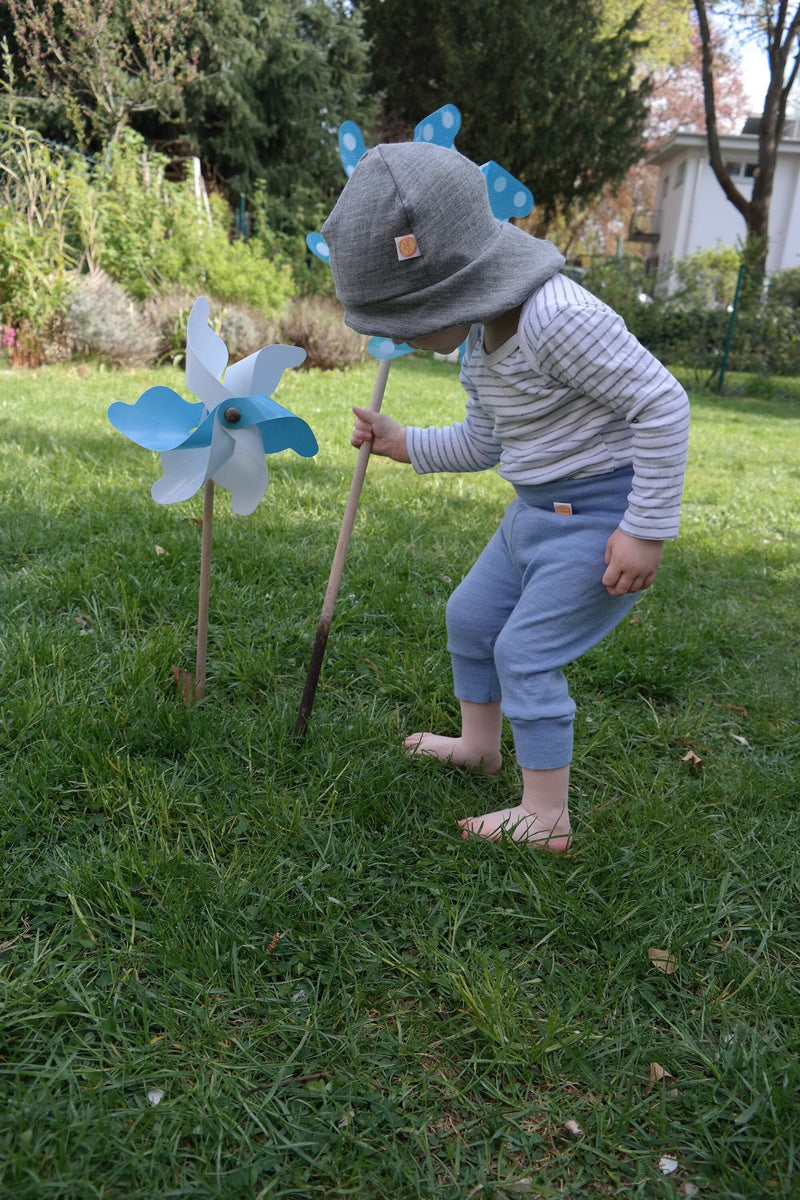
[295,357,391,737]
[194,478,215,700]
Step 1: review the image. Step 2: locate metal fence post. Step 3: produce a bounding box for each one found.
[717,264,745,393]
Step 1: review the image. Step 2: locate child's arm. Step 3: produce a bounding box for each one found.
[351,406,410,462]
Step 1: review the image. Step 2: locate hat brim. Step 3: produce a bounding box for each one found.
[340,221,564,341]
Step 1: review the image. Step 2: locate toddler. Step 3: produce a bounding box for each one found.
[321,142,690,850]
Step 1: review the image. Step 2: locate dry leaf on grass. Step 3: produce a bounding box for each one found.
[729,733,750,746]
[649,1062,674,1086]
[658,1155,679,1175]
[562,1118,585,1140]
[648,948,678,974]
[681,750,704,768]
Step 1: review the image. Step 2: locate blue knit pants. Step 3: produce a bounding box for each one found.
[446,467,639,770]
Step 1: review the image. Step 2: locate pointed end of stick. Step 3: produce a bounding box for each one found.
[293,710,309,739]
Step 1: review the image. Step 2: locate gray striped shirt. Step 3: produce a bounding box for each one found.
[406,274,690,539]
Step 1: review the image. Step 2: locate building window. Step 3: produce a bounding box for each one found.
[724,161,757,178]
[662,176,670,198]
[675,161,686,187]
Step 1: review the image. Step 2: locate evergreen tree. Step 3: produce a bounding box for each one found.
[358,0,651,223]
[179,0,374,206]
[1,0,375,236]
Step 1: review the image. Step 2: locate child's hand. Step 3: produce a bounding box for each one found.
[602,529,663,595]
[351,406,410,462]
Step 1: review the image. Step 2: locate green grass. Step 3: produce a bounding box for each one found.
[1,358,799,1199]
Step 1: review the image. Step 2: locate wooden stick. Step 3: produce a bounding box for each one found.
[294,357,391,736]
[193,478,215,700]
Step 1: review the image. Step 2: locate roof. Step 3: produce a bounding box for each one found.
[647,116,800,166]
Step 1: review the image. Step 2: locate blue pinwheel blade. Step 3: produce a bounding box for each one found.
[481,162,534,221]
[222,394,319,458]
[368,337,414,360]
[108,387,206,452]
[306,232,331,264]
[339,121,368,177]
[414,104,461,149]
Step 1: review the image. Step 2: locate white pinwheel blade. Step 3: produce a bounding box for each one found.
[151,417,235,505]
[185,298,229,411]
[211,425,269,515]
[224,344,307,399]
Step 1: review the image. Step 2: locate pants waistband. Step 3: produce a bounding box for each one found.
[512,466,633,511]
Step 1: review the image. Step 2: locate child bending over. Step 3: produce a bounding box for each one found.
[321,142,689,851]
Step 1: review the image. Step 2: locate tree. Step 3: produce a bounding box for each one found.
[694,0,800,304]
[5,0,199,148]
[646,21,749,140]
[600,0,695,68]
[359,0,652,225]
[2,0,375,240]
[171,0,374,234]
[556,21,749,263]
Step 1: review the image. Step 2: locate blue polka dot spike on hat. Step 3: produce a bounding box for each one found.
[108,297,318,700]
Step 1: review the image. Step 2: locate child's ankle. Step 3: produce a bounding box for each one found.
[403,732,502,774]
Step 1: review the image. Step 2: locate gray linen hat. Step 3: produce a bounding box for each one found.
[321,141,564,340]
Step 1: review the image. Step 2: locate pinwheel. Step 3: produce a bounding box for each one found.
[109,297,318,700]
[295,107,534,735]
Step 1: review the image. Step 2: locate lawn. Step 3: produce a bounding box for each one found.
[0,357,798,1199]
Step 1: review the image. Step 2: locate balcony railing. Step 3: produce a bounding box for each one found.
[628,209,661,243]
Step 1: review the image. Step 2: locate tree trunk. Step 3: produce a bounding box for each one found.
[693,0,800,309]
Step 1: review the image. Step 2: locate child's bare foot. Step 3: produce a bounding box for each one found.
[457,804,572,851]
[403,732,503,775]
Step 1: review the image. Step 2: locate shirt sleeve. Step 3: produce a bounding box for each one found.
[405,363,501,475]
[532,303,690,539]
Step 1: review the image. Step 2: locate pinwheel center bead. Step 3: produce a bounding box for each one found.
[223,407,242,424]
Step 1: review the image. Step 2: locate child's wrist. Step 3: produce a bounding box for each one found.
[394,426,410,462]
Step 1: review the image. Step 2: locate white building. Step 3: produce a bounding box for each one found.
[632,118,800,291]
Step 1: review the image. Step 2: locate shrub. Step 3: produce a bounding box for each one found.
[667,245,741,310]
[196,197,294,315]
[88,132,296,317]
[66,271,160,367]
[139,287,200,364]
[578,257,653,324]
[216,304,281,363]
[767,267,800,309]
[627,299,800,379]
[279,296,366,370]
[248,179,336,299]
[1,122,299,358]
[0,121,79,341]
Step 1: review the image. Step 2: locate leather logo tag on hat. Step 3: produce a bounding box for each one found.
[395,234,421,261]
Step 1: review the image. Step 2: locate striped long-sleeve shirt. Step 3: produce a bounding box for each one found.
[406,274,690,540]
